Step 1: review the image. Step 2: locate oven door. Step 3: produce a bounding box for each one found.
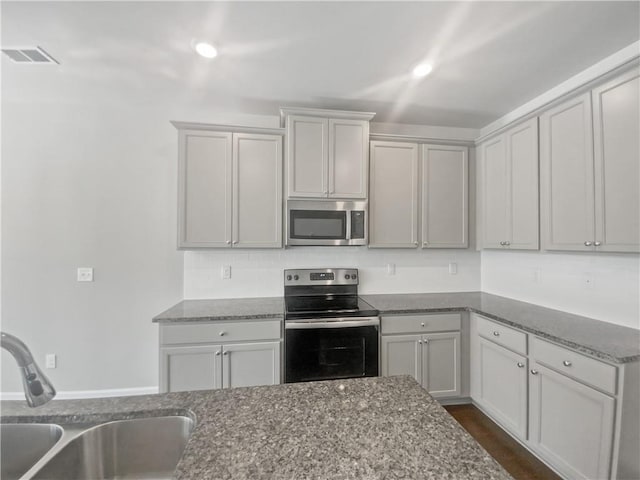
[284,317,379,383]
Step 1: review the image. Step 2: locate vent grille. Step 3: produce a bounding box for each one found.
[1,46,58,64]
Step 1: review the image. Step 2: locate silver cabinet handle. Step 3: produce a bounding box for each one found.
[418,340,423,345]
[424,338,429,344]
[421,322,425,327]
[223,351,229,356]
[219,331,226,336]
[530,369,539,375]
[493,331,500,337]
[423,242,428,246]
[584,241,593,246]
[504,241,510,246]
[594,241,602,246]
[414,241,418,246]
[499,241,505,246]
[517,362,525,368]
[563,360,572,367]
[226,240,231,245]
[215,351,221,356]
[232,240,238,244]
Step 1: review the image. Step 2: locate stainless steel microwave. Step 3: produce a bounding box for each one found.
[287,200,367,246]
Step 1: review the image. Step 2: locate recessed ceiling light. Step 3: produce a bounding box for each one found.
[412,63,433,78]
[195,42,218,59]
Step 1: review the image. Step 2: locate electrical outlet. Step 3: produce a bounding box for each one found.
[77,267,93,282]
[45,354,56,369]
[222,265,231,280]
[386,263,396,276]
[448,263,458,275]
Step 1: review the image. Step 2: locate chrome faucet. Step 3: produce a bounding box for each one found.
[1,332,56,407]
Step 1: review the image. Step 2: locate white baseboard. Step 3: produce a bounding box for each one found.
[0,386,159,401]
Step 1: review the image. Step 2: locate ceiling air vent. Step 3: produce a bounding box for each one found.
[1,46,59,64]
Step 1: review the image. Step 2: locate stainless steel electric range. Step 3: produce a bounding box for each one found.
[283,268,380,383]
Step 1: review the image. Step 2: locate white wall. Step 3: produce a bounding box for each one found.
[185,249,481,299]
[481,250,640,329]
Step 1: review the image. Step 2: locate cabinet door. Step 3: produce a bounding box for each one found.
[481,136,508,248]
[507,118,539,250]
[287,115,328,197]
[222,342,281,389]
[475,338,528,440]
[421,145,468,248]
[381,334,422,383]
[540,93,596,251]
[423,332,461,398]
[233,133,282,248]
[160,345,222,393]
[369,141,419,248]
[529,362,615,480]
[328,119,369,198]
[178,130,232,248]
[592,68,640,253]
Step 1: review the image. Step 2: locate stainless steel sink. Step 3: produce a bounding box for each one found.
[30,415,194,479]
[1,423,64,480]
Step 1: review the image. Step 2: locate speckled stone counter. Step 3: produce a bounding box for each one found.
[153,297,284,323]
[1,376,512,480]
[361,292,640,363]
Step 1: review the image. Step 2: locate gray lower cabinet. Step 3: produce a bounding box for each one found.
[159,320,282,393]
[475,338,528,440]
[471,313,640,480]
[380,314,461,399]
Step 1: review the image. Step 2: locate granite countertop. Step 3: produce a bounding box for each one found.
[1,376,512,480]
[152,292,640,364]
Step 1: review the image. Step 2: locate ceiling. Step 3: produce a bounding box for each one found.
[2,1,639,128]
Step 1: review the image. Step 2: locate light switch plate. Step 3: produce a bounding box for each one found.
[222,265,231,280]
[45,354,56,369]
[386,263,396,276]
[449,263,458,275]
[77,267,94,282]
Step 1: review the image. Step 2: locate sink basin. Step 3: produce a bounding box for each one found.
[1,423,64,480]
[31,416,194,479]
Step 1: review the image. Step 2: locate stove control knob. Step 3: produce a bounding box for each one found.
[352,273,357,280]
[286,275,292,281]
[345,274,350,280]
[293,275,299,281]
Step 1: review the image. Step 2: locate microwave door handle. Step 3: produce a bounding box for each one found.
[345,211,351,240]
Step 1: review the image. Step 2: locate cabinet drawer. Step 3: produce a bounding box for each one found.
[160,320,282,345]
[381,313,461,334]
[476,315,527,355]
[531,337,617,395]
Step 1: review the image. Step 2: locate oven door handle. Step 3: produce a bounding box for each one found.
[285,317,380,329]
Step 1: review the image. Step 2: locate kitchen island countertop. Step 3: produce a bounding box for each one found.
[1,376,511,480]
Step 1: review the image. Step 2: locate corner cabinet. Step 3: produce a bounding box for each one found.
[479,117,539,250]
[176,126,283,249]
[282,108,373,199]
[159,319,282,393]
[470,313,640,480]
[369,140,469,249]
[380,314,461,399]
[540,67,640,253]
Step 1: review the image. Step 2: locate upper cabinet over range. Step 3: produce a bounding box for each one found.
[281,107,375,199]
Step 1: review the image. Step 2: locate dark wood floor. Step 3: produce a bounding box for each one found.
[444,404,562,480]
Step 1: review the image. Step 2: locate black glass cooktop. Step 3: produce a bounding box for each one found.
[285,295,379,320]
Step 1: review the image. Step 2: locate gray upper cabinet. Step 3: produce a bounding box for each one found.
[284,108,373,199]
[369,141,419,248]
[592,68,640,253]
[480,117,539,250]
[541,68,640,253]
[421,144,468,248]
[177,128,282,249]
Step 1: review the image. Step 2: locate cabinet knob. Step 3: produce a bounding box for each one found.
[594,241,602,247]
[219,331,226,337]
[562,360,572,367]
[493,331,500,337]
[418,340,422,345]
[504,241,510,246]
[530,369,539,375]
[232,240,238,245]
[414,241,418,246]
[223,351,229,356]
[499,241,505,246]
[517,362,525,368]
[226,240,231,245]
[421,322,425,327]
[584,241,593,246]
[215,351,221,356]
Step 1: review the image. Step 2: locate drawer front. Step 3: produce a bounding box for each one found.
[381,313,461,334]
[161,320,282,345]
[531,337,617,395]
[476,315,527,355]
